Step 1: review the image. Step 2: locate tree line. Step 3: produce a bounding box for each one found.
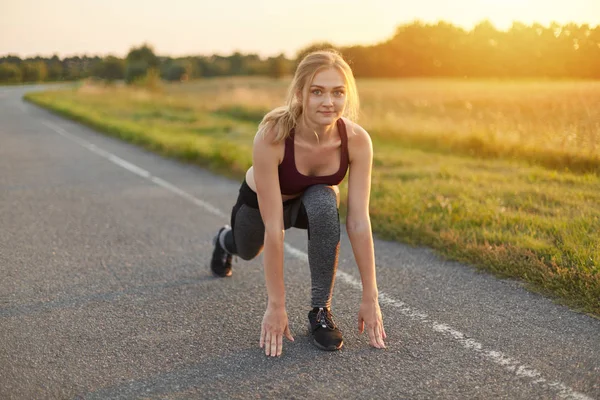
[1,20,599,84]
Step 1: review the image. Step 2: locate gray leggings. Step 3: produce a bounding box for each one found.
[221,182,340,308]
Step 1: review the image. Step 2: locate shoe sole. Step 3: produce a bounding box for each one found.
[312,338,343,351]
[211,269,232,278]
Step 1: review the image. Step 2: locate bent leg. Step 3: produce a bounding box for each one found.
[218,183,265,261]
[230,204,265,260]
[301,185,340,308]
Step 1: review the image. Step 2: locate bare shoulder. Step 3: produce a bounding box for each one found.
[253,123,279,147]
[253,124,285,164]
[341,117,373,162]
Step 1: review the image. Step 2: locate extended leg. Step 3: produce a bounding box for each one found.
[301,185,340,308]
[211,186,265,277]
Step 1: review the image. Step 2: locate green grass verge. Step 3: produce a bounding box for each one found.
[24,87,600,317]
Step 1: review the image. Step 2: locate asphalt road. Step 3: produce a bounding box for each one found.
[1,85,598,400]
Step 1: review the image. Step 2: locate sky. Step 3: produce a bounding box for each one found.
[1,0,599,59]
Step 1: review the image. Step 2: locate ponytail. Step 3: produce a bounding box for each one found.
[257,102,302,142]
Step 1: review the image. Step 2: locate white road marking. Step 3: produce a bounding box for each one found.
[42,119,592,400]
[41,120,226,219]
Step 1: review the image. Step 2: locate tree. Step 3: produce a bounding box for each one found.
[295,42,339,65]
[125,44,159,84]
[0,63,22,83]
[228,52,244,75]
[64,56,83,80]
[46,55,64,81]
[96,56,125,81]
[125,60,149,83]
[20,61,47,82]
[126,44,159,67]
[267,53,288,79]
[162,60,191,81]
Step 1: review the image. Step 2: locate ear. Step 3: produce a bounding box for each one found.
[295,89,303,103]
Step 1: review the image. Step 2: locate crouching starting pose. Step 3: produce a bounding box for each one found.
[210,50,386,356]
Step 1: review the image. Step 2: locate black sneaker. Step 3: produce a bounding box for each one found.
[308,307,343,351]
[210,226,232,277]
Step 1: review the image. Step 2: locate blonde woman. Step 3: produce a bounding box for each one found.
[210,50,386,356]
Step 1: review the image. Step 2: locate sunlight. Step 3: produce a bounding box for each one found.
[2,0,599,57]
[479,0,526,5]
[469,0,597,30]
[472,0,538,29]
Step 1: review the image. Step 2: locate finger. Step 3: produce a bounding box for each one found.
[270,334,278,357]
[357,316,364,334]
[284,325,294,342]
[277,334,283,357]
[370,325,383,349]
[377,325,386,348]
[264,332,271,356]
[368,325,379,348]
[260,327,265,348]
[382,324,387,339]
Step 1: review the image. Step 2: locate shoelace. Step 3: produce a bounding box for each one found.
[315,308,335,329]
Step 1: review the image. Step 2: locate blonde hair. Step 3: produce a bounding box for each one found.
[257,50,359,142]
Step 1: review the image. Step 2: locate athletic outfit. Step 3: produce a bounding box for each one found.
[211,118,349,350]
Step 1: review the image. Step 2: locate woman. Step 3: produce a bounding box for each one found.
[210,50,386,357]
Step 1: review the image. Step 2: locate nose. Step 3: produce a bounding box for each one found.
[323,93,333,106]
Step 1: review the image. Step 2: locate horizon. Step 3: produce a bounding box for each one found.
[1,0,599,59]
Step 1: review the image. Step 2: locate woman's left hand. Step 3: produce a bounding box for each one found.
[358,300,386,348]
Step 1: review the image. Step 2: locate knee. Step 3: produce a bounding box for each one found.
[302,185,340,231]
[233,228,264,260]
[237,246,263,261]
[303,185,339,211]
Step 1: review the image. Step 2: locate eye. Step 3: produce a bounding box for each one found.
[333,90,345,97]
[311,89,322,95]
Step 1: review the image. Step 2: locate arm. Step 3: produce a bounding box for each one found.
[252,129,293,356]
[253,131,285,307]
[346,123,377,299]
[345,122,386,348]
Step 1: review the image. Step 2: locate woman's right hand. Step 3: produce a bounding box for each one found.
[260,304,294,357]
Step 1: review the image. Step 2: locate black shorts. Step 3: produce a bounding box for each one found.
[230,180,309,233]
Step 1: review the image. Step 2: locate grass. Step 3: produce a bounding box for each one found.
[24,77,600,316]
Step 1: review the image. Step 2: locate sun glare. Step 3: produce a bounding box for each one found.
[479,0,525,4]
[467,0,596,30]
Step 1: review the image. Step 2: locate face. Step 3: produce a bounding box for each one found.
[302,67,347,127]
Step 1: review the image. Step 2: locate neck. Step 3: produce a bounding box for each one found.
[295,117,337,143]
